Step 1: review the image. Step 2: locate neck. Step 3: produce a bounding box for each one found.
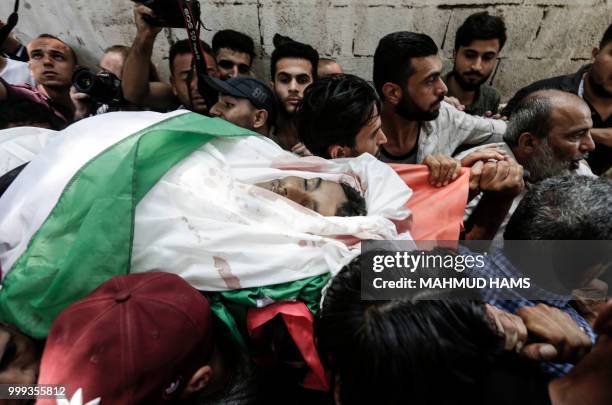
[446,72,476,107]
[380,103,420,156]
[39,84,75,118]
[583,71,612,121]
[276,115,299,150]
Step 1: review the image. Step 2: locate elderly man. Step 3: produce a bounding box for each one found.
[460,89,596,240]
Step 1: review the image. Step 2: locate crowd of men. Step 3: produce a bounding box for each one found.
[0,4,611,405]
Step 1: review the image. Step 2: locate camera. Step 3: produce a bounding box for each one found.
[72,68,123,105]
[133,0,201,28]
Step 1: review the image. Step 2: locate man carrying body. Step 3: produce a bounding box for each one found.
[122,3,219,114]
[269,35,319,155]
[502,23,612,175]
[459,89,596,240]
[373,32,506,166]
[0,34,77,128]
[444,12,506,117]
[212,29,256,80]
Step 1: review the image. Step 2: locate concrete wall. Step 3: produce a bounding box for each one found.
[1,0,610,101]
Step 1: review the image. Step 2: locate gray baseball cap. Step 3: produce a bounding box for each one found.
[204,76,277,123]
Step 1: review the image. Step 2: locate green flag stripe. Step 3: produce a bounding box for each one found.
[0,113,254,338]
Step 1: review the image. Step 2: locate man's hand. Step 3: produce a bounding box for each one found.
[71,88,96,120]
[516,304,592,363]
[291,142,313,157]
[444,96,465,111]
[486,304,528,352]
[484,111,508,121]
[133,4,163,38]
[471,160,524,198]
[423,154,461,187]
[461,146,508,168]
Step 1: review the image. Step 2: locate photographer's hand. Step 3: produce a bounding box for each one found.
[133,4,162,38]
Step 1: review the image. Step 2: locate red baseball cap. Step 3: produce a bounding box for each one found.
[37,272,213,404]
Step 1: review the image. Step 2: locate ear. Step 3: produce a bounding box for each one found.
[328,144,351,159]
[591,47,600,62]
[183,365,212,396]
[516,132,540,154]
[253,109,268,129]
[169,75,179,97]
[381,82,402,106]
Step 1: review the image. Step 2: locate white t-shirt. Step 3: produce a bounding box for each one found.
[0,57,35,86]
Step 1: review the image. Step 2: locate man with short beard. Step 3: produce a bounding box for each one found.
[503,23,611,175]
[373,31,506,186]
[459,89,596,240]
[444,12,506,117]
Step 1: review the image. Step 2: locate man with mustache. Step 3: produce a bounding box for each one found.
[502,23,611,176]
[373,32,506,186]
[444,12,506,117]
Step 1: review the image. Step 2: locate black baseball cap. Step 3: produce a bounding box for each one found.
[204,76,277,123]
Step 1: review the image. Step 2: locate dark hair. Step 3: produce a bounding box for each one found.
[212,29,255,64]
[104,45,160,82]
[336,182,367,217]
[0,99,60,130]
[505,175,612,240]
[168,39,213,74]
[296,74,380,158]
[373,32,438,100]
[503,95,553,146]
[600,22,612,49]
[270,35,319,80]
[33,34,78,65]
[317,257,502,405]
[454,12,507,52]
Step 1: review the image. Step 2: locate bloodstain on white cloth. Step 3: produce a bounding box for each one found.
[213,256,242,289]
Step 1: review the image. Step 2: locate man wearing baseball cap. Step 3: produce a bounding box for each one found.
[207,76,277,137]
[36,272,228,404]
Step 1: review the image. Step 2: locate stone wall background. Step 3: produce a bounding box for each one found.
[1,0,610,101]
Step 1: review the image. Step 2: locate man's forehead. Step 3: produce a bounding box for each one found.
[275,58,313,76]
[551,101,593,130]
[27,38,71,54]
[410,55,442,77]
[461,39,501,53]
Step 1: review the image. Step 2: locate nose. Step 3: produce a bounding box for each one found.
[288,79,298,92]
[229,65,239,79]
[285,186,308,205]
[472,57,483,72]
[42,53,53,66]
[437,78,448,96]
[377,129,388,145]
[581,131,596,152]
[210,103,221,117]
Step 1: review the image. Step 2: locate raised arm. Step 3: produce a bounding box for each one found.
[122,4,178,111]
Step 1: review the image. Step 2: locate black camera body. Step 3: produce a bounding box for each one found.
[133,0,200,28]
[72,68,123,106]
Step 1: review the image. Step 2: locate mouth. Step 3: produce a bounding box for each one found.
[43,71,57,77]
[286,97,301,105]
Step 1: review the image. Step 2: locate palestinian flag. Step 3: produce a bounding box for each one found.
[0,111,257,338]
